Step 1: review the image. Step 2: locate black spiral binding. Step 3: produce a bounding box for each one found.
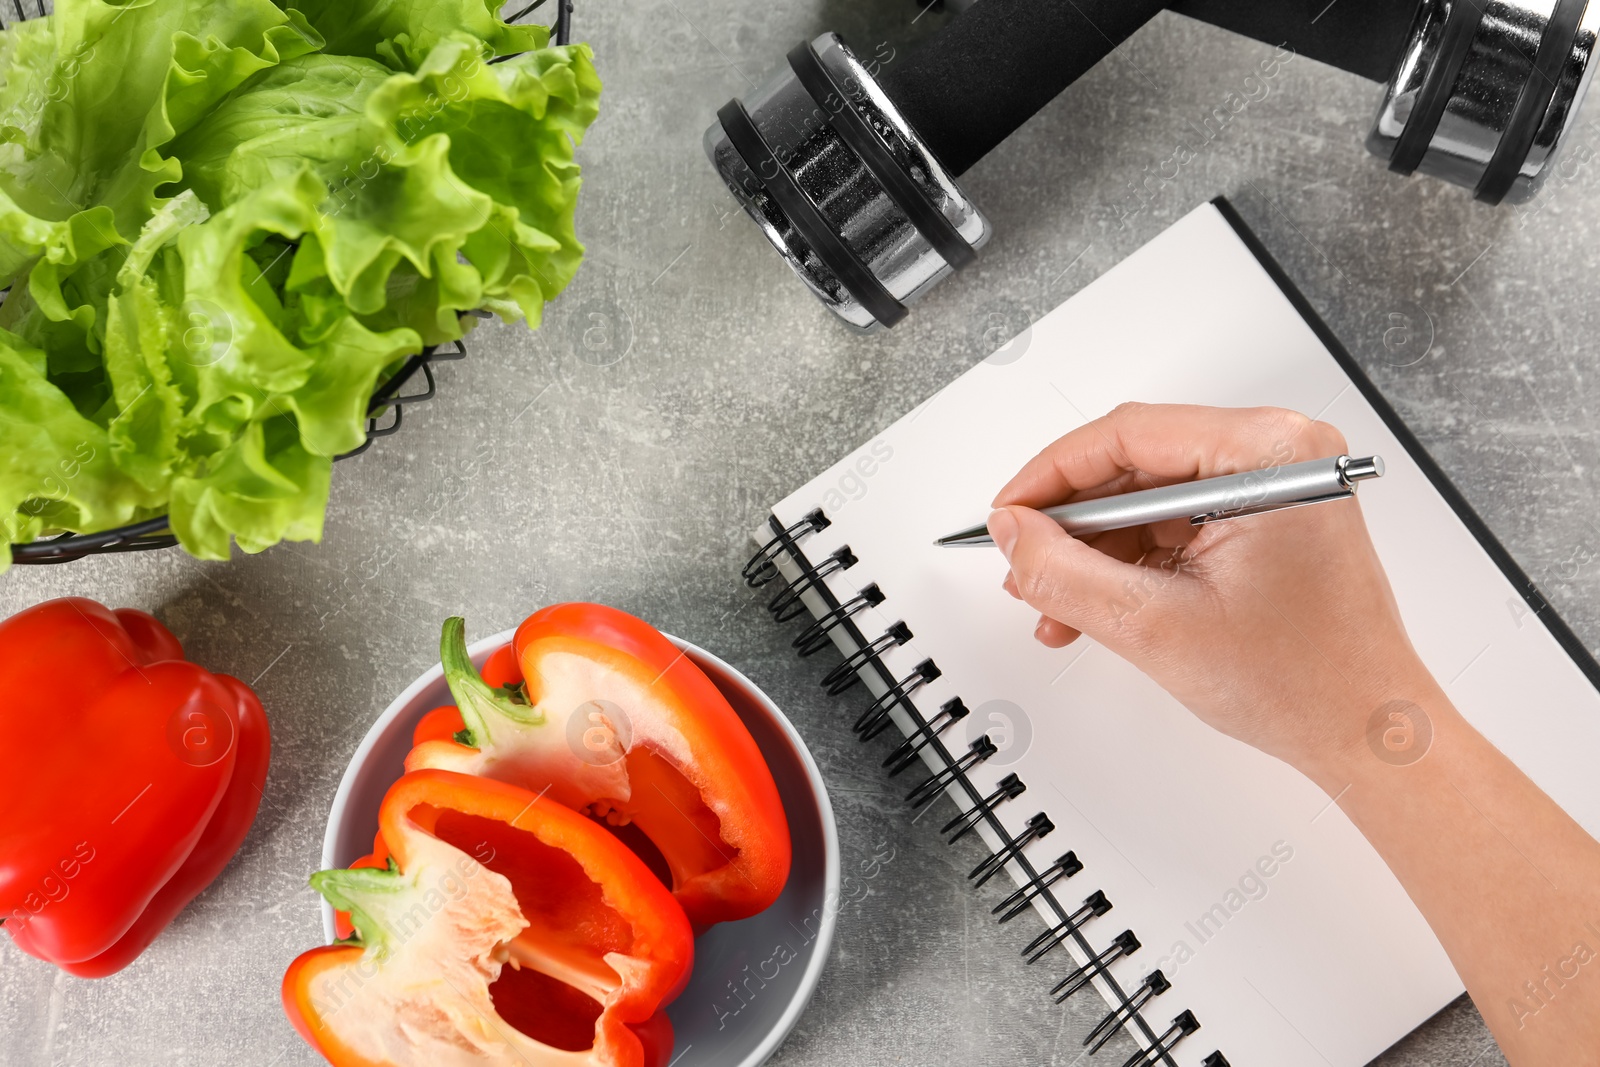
[1024,889,1113,964]
[908,735,996,809]
[970,810,1054,887]
[749,511,1228,1067]
[822,620,911,693]
[745,508,829,587]
[1124,1013,1203,1067]
[768,545,856,622]
[796,583,884,656]
[1088,971,1171,1055]
[995,851,1082,922]
[883,697,968,775]
[1053,930,1140,1002]
[855,659,940,740]
[943,772,1024,843]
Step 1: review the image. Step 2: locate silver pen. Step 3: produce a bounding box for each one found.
[936,455,1385,547]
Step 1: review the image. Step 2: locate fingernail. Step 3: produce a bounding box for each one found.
[987,509,1019,559]
[1033,617,1050,641]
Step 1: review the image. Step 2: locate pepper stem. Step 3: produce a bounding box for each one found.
[311,863,406,956]
[440,616,544,750]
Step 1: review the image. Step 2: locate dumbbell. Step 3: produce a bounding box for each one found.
[705,0,1599,330]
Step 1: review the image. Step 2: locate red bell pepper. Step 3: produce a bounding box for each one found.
[0,598,270,975]
[406,605,791,928]
[283,769,693,1067]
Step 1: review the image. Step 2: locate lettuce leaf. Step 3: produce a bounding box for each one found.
[0,0,599,567]
[280,0,543,70]
[0,327,163,547]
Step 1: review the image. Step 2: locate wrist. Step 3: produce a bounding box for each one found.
[1291,666,1466,796]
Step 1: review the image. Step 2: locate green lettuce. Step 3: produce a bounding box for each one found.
[0,0,599,565]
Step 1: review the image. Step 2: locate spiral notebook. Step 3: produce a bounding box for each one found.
[744,199,1600,1067]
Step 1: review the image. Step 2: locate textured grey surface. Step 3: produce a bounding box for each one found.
[4,1,1598,1064]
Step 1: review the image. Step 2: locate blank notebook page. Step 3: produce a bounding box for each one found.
[766,202,1600,1066]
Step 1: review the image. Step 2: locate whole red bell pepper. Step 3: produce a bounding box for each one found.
[0,598,270,976]
[406,605,791,928]
[283,769,693,1067]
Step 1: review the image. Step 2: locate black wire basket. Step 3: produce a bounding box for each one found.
[5,0,574,564]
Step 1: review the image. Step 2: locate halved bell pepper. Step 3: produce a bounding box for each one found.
[0,598,270,975]
[283,769,693,1067]
[407,604,791,928]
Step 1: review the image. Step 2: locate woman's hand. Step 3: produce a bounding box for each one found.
[987,402,1440,785]
[989,403,1600,1066]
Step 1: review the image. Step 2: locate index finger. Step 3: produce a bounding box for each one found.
[991,402,1342,508]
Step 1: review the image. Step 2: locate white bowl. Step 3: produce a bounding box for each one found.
[322,628,839,1067]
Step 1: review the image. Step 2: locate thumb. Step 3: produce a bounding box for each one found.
[989,505,1155,640]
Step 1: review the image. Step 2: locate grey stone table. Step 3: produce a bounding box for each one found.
[4,2,1596,1065]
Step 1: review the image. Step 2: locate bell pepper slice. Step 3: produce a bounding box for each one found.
[283,769,693,1067]
[0,598,267,971]
[407,605,791,928]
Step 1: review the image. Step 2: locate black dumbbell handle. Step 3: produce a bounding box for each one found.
[1175,0,1417,83]
[879,0,1167,177]
[879,0,1417,177]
